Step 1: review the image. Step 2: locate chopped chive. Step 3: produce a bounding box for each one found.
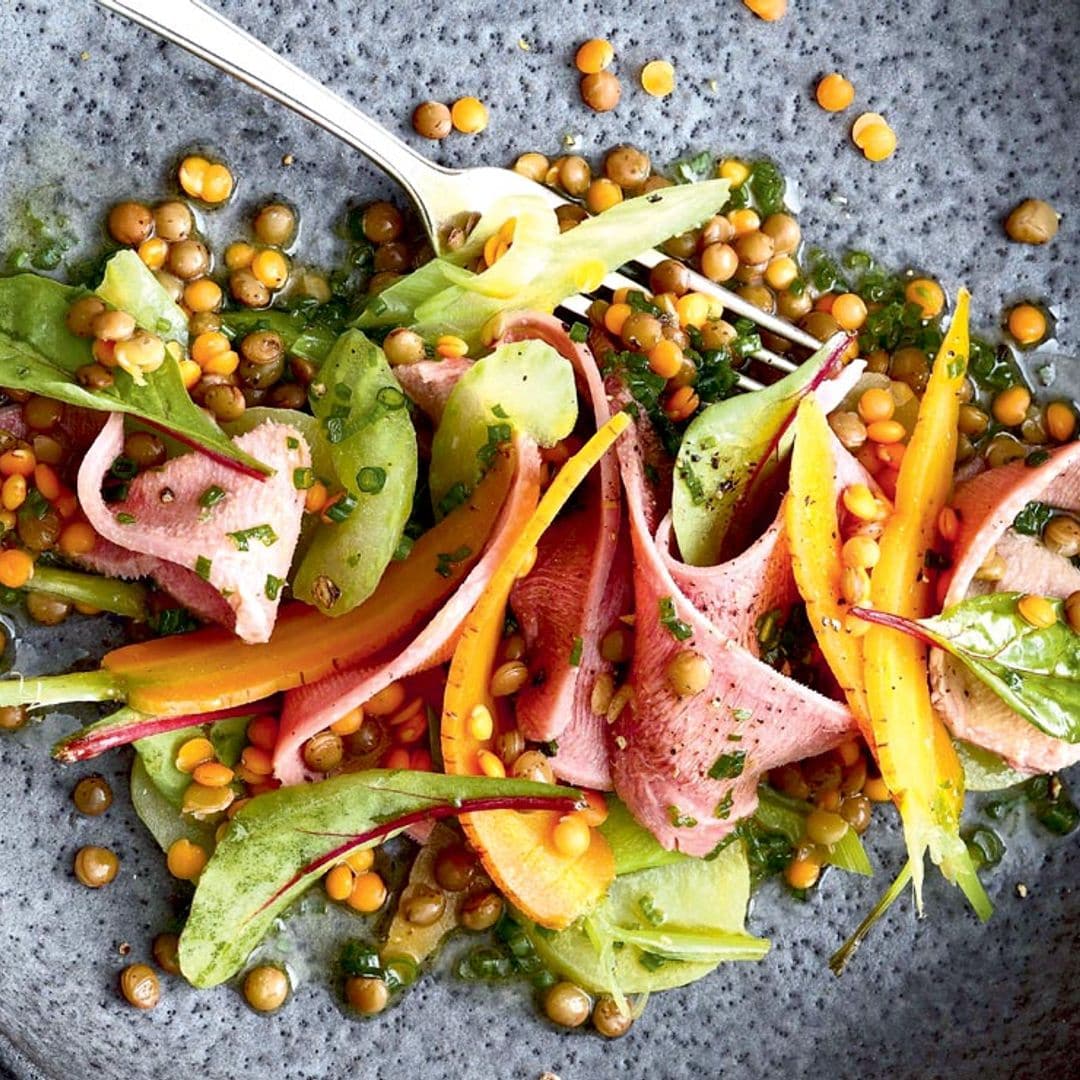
[286,436,300,450]
[227,524,279,551]
[569,635,583,667]
[658,596,693,641]
[356,466,387,494]
[708,751,747,780]
[435,545,472,578]
[198,485,226,509]
[115,512,136,525]
[376,385,407,410]
[293,467,316,490]
[194,555,212,580]
[325,493,359,523]
[568,322,589,343]
[264,574,284,601]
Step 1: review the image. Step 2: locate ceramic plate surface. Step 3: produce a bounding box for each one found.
[0,2,1077,1077]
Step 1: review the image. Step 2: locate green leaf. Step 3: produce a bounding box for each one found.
[95,249,188,347]
[858,592,1080,743]
[954,739,1032,792]
[523,841,766,997]
[129,756,213,853]
[672,335,845,566]
[293,330,416,614]
[219,307,337,364]
[428,338,577,513]
[598,796,689,876]
[359,180,731,350]
[178,770,578,987]
[135,714,250,806]
[0,268,270,475]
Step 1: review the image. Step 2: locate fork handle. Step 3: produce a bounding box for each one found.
[95,0,451,239]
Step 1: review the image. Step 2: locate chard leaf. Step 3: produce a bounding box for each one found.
[178,770,578,988]
[219,308,337,365]
[523,840,767,997]
[856,592,1080,744]
[135,714,251,806]
[429,338,576,513]
[357,180,731,350]
[673,334,848,566]
[293,330,416,614]
[130,757,213,853]
[0,267,269,476]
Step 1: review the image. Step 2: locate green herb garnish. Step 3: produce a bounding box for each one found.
[227,524,279,551]
[658,596,693,641]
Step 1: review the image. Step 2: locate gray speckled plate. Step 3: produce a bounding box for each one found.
[0,2,1078,1078]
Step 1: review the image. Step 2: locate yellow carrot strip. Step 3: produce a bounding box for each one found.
[441,413,629,928]
[786,397,872,741]
[863,288,990,918]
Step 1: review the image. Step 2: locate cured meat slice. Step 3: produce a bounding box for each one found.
[931,443,1080,773]
[495,314,627,789]
[610,402,857,855]
[394,357,473,423]
[76,537,236,627]
[77,413,309,644]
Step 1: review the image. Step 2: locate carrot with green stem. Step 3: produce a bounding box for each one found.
[862,287,990,918]
[0,450,516,721]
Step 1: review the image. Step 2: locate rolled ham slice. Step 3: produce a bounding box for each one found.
[931,442,1080,773]
[394,356,473,424]
[498,313,628,789]
[77,413,309,644]
[610,398,858,855]
[273,441,543,785]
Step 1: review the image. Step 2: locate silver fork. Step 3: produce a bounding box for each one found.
[95,0,821,388]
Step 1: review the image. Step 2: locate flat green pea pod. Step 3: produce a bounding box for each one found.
[178,770,580,988]
[284,329,417,615]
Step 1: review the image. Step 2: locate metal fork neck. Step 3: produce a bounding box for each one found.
[95,0,452,238]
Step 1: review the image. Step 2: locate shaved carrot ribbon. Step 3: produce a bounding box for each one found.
[441,413,629,929]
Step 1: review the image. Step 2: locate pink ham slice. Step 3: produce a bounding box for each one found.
[610,401,858,855]
[0,403,235,625]
[497,313,628,790]
[76,537,236,627]
[77,413,309,644]
[931,442,1080,773]
[394,357,473,423]
[274,441,543,785]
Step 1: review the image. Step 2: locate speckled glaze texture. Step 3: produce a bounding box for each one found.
[0,1,1077,1077]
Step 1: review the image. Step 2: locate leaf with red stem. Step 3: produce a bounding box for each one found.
[139,417,271,481]
[178,770,584,988]
[53,700,278,763]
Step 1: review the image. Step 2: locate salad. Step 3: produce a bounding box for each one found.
[0,131,1074,1035]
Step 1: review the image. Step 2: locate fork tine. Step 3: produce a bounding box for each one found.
[601,269,798,374]
[557,292,766,393]
[626,247,822,351]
